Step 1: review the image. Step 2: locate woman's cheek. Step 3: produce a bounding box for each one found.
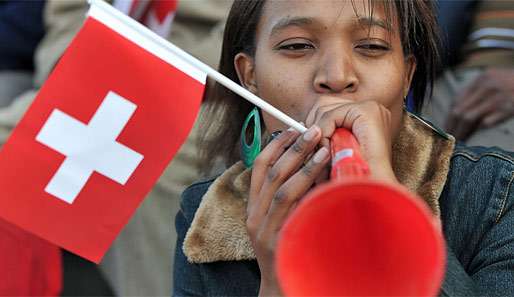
[365,74,405,108]
[260,77,312,116]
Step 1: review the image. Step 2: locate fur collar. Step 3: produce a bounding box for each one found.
[183,112,455,263]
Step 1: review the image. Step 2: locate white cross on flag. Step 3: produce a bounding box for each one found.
[0,0,205,263]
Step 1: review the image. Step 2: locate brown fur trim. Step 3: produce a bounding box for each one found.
[183,112,455,263]
[183,162,256,262]
[392,113,455,217]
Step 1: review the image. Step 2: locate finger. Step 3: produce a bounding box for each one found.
[308,102,338,151]
[305,102,344,128]
[480,110,510,129]
[316,101,389,141]
[257,126,322,215]
[248,129,300,212]
[314,101,396,180]
[312,103,344,128]
[451,97,498,140]
[446,86,494,136]
[479,94,514,128]
[264,146,330,233]
[453,73,491,112]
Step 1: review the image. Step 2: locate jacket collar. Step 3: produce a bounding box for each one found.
[183,112,455,263]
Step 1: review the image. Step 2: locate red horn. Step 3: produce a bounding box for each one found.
[276,128,446,296]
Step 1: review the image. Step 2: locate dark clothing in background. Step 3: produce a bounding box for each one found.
[0,0,46,70]
[437,0,479,68]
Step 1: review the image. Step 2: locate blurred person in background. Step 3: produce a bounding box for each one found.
[0,0,45,106]
[424,0,514,151]
[0,0,231,295]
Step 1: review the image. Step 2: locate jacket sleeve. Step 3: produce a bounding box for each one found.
[469,183,514,296]
[172,184,210,297]
[440,247,479,296]
[440,162,514,296]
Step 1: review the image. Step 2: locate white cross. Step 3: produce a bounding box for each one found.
[36,91,144,204]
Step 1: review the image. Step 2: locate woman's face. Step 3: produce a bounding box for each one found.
[235,0,415,136]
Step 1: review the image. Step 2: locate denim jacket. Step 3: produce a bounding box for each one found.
[173,113,514,296]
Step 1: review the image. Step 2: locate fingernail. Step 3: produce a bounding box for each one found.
[313,147,329,163]
[271,130,282,140]
[303,125,319,141]
[287,126,295,132]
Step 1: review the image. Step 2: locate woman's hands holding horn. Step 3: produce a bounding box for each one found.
[247,100,399,296]
[247,125,329,296]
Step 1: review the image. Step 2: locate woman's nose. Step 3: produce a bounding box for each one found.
[313,50,358,94]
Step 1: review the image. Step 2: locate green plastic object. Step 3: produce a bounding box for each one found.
[240,107,261,168]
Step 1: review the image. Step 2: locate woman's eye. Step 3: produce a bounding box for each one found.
[277,43,314,51]
[358,44,388,50]
[356,41,390,56]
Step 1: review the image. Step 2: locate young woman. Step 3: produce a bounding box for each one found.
[173,0,514,296]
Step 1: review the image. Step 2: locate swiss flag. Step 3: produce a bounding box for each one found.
[0,1,205,263]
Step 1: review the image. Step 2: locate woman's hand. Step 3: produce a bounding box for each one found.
[306,100,398,184]
[247,126,330,296]
[248,100,399,295]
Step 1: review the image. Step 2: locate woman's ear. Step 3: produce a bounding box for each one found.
[403,55,417,97]
[234,52,258,94]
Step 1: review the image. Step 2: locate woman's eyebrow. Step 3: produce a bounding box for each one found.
[355,16,392,32]
[270,17,314,36]
[269,16,392,36]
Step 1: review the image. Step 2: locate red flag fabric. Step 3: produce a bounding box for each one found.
[0,219,62,296]
[0,2,205,263]
[114,0,178,37]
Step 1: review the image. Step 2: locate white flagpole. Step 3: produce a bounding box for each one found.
[88,0,307,133]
